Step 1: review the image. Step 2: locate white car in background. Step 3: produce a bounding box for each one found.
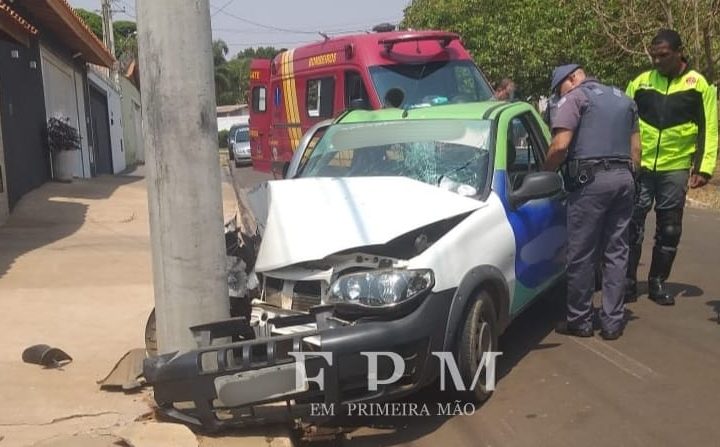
[231,126,251,167]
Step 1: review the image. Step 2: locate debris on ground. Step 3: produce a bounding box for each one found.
[97,348,147,392]
[22,344,72,368]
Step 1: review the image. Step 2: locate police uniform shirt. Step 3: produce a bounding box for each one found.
[552,79,639,160]
[553,81,637,133]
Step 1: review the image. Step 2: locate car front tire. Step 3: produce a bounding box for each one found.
[456,290,498,403]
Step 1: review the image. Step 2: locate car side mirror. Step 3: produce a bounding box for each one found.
[508,171,563,208]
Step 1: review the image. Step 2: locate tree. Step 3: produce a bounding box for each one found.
[403,0,585,99]
[588,0,720,82]
[74,9,137,72]
[402,0,720,97]
[212,43,282,105]
[213,40,229,66]
[75,8,102,39]
[213,40,233,104]
[114,20,137,63]
[402,0,649,99]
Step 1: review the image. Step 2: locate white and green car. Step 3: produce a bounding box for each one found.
[145,101,567,430]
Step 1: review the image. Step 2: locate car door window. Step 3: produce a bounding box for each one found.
[307,77,335,118]
[345,70,369,108]
[507,114,544,190]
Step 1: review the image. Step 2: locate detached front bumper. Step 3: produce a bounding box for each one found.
[143,289,454,430]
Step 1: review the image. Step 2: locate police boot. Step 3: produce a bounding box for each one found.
[624,244,642,303]
[648,246,676,306]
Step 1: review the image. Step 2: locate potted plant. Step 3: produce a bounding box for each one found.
[47,117,81,182]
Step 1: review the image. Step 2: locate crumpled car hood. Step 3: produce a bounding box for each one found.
[249,176,484,272]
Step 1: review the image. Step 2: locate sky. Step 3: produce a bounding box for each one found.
[68,0,412,58]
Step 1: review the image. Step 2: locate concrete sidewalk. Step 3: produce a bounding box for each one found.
[0,167,263,446]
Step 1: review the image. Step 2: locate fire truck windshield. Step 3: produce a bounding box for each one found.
[369,61,493,109]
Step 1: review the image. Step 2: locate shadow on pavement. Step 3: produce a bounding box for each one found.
[496,282,565,380]
[0,173,143,279]
[667,282,704,299]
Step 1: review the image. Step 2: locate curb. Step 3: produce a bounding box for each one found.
[686,197,712,209]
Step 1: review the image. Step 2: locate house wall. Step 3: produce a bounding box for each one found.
[218,115,249,131]
[120,77,143,165]
[88,70,125,174]
[0,37,50,209]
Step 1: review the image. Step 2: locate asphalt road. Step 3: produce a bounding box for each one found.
[230,165,720,447]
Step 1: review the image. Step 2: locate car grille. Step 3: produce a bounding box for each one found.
[264,277,322,312]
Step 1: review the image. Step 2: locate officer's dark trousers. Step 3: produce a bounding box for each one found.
[567,169,635,332]
[628,170,689,283]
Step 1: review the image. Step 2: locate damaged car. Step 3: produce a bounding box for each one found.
[144,101,567,430]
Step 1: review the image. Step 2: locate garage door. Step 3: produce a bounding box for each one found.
[0,89,8,224]
[40,47,88,177]
[90,86,113,175]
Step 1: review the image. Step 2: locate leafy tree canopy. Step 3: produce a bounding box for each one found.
[402,0,717,99]
[213,41,282,105]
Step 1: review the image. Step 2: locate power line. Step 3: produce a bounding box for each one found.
[110,0,135,19]
[211,0,234,18]
[215,9,319,34]
[225,40,317,46]
[212,18,401,35]
[121,0,135,13]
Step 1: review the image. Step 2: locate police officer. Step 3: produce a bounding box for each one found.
[544,64,641,340]
[625,29,718,306]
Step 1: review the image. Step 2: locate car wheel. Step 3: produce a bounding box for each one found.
[456,290,498,403]
[145,308,158,357]
[235,159,242,168]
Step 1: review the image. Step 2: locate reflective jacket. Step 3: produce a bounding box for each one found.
[626,67,718,176]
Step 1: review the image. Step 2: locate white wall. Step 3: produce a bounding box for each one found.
[120,77,144,165]
[217,115,249,131]
[88,70,126,174]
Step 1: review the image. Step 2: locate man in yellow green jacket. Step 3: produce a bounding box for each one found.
[625,29,718,306]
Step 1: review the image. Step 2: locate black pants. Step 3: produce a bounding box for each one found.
[628,170,689,281]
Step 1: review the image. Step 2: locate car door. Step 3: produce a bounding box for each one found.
[495,108,566,315]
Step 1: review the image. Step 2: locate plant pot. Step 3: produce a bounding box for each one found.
[52,150,78,182]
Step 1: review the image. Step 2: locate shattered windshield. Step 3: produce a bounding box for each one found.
[297,119,492,197]
[370,61,493,108]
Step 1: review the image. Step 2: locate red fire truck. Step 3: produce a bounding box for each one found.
[248,29,494,172]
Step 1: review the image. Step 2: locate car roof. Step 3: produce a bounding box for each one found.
[337,101,534,124]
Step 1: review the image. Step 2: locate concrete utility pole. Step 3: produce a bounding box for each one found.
[100,0,116,58]
[100,0,120,85]
[136,0,230,353]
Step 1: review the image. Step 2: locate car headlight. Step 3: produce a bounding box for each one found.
[328,269,434,307]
